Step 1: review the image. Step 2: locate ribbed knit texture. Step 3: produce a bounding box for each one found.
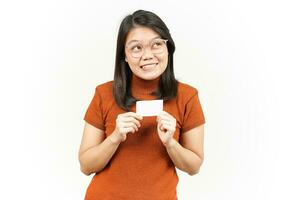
[131,73,160,97]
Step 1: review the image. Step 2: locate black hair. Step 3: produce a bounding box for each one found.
[113,9,178,111]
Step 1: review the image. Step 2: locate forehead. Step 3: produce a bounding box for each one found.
[125,26,160,44]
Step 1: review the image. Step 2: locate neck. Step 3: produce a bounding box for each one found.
[131,74,160,98]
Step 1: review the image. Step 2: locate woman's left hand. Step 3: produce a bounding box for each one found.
[156,111,176,147]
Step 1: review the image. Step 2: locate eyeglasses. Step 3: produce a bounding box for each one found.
[125,38,168,58]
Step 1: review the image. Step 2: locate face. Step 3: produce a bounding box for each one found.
[124,26,168,80]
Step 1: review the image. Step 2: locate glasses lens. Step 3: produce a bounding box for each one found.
[126,43,142,58]
[151,39,166,54]
[127,39,167,58]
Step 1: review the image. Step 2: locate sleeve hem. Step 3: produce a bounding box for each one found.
[181,120,205,134]
[84,117,105,130]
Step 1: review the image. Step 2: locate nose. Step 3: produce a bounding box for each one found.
[141,47,154,60]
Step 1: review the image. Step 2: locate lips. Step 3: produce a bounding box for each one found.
[140,63,158,68]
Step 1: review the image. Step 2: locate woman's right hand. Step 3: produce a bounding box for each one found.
[110,112,143,143]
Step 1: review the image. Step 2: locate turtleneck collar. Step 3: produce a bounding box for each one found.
[131,73,160,98]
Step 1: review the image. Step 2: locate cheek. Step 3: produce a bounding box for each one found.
[158,54,168,67]
[159,51,168,61]
[127,60,140,71]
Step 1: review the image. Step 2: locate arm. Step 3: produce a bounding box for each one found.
[78,112,143,176]
[165,125,205,175]
[78,122,123,176]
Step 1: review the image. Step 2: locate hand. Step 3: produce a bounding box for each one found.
[156,111,176,147]
[111,112,143,143]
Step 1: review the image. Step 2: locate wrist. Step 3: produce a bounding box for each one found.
[164,138,177,149]
[109,131,123,144]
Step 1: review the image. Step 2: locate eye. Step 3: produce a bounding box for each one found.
[131,44,142,51]
[154,42,162,47]
[152,41,164,48]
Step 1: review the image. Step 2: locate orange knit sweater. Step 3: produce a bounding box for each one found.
[83,74,205,200]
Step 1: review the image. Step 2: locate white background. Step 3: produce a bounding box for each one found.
[0,0,299,199]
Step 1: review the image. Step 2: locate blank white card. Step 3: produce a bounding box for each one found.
[136,100,163,116]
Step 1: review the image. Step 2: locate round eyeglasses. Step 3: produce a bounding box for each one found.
[125,38,168,58]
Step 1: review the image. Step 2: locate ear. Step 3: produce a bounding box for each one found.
[125,57,128,62]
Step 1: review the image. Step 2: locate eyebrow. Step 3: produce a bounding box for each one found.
[126,36,161,45]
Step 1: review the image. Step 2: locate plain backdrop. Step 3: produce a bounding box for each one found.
[0,0,299,199]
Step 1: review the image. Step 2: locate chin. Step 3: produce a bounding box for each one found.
[139,73,161,80]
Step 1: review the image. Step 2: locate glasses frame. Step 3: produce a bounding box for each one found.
[125,38,168,58]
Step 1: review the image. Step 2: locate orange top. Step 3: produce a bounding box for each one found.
[83,74,206,200]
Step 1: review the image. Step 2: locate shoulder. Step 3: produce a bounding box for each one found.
[93,81,114,100]
[177,81,199,101]
[95,80,113,93]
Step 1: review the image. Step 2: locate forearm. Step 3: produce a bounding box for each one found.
[165,139,204,175]
[79,132,122,175]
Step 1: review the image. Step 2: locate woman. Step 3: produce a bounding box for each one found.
[78,9,206,200]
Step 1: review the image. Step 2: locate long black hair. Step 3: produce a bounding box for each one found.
[113,10,178,111]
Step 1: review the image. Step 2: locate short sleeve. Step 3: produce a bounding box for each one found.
[83,87,105,130]
[181,91,206,133]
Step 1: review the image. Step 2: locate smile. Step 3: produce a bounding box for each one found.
[140,63,158,70]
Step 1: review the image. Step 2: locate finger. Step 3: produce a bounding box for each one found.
[117,121,138,132]
[118,126,134,135]
[158,110,172,118]
[117,115,141,128]
[123,122,139,131]
[121,116,141,127]
[161,119,174,125]
[157,115,176,124]
[160,124,176,133]
[158,121,172,131]
[158,122,168,131]
[159,123,165,131]
[122,127,135,134]
[157,119,175,130]
[123,112,143,120]
[158,114,176,122]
